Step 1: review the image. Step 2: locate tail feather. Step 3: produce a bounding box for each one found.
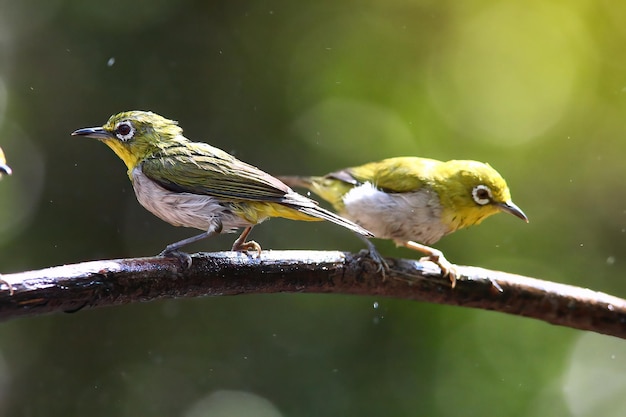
[276,175,314,190]
[279,174,353,213]
[278,175,372,236]
[296,204,373,237]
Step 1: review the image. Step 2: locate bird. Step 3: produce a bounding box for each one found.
[279,157,528,286]
[71,111,372,264]
[0,146,11,178]
[0,146,13,295]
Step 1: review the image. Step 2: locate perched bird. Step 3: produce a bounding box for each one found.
[72,111,372,262]
[0,146,11,178]
[279,157,528,286]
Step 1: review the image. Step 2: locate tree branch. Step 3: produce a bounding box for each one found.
[0,251,624,338]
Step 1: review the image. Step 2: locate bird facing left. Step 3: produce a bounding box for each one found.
[72,111,372,263]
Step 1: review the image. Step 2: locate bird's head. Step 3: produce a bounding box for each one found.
[436,160,528,231]
[72,111,183,171]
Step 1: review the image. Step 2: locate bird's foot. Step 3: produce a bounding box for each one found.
[358,237,390,280]
[159,249,193,269]
[231,226,262,257]
[367,249,390,274]
[403,241,458,288]
[419,251,458,288]
[232,240,262,257]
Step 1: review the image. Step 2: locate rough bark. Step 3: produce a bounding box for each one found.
[1,251,624,338]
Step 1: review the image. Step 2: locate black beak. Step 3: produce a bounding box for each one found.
[71,127,110,139]
[499,200,528,223]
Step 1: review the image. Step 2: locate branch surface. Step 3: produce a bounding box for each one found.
[0,251,624,339]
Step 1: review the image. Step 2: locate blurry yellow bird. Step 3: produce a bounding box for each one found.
[280,157,528,286]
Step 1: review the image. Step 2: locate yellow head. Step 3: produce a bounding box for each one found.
[431,159,527,231]
[72,111,184,175]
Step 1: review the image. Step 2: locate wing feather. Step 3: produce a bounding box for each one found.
[140,141,292,203]
[332,157,438,193]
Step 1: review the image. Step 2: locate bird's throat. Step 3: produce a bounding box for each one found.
[101,138,141,176]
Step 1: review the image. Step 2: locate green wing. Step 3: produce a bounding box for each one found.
[334,157,439,193]
[140,141,292,203]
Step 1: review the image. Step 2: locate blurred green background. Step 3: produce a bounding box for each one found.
[1,0,626,416]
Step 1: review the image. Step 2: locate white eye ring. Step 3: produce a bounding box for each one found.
[115,121,135,142]
[472,184,492,206]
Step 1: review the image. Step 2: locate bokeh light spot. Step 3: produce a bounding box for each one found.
[427,3,593,145]
[563,333,626,417]
[185,390,283,417]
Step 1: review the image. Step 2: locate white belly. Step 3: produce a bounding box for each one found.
[131,166,255,232]
[341,182,450,245]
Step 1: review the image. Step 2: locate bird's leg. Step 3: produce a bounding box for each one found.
[357,235,389,279]
[159,220,223,267]
[231,226,262,257]
[402,240,458,288]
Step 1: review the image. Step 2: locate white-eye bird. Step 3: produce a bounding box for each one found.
[72,111,372,262]
[279,157,528,286]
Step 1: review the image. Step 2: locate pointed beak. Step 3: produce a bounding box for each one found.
[0,164,11,176]
[71,126,111,139]
[498,200,528,223]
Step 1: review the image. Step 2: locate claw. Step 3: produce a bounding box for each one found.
[231,226,262,257]
[419,254,457,288]
[403,240,458,288]
[232,239,262,257]
[355,235,389,279]
[363,242,390,280]
[160,249,193,269]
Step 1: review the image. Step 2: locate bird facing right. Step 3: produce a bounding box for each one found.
[279,157,528,286]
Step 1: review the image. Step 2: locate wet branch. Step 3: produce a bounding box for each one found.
[0,250,624,338]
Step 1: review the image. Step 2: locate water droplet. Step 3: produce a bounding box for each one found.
[373,301,379,309]
[107,57,116,67]
[607,256,616,265]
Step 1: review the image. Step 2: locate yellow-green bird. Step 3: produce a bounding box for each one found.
[72,111,372,263]
[0,146,11,178]
[279,157,528,286]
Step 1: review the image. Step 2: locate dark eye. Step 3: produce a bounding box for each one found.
[115,121,135,141]
[472,184,492,206]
